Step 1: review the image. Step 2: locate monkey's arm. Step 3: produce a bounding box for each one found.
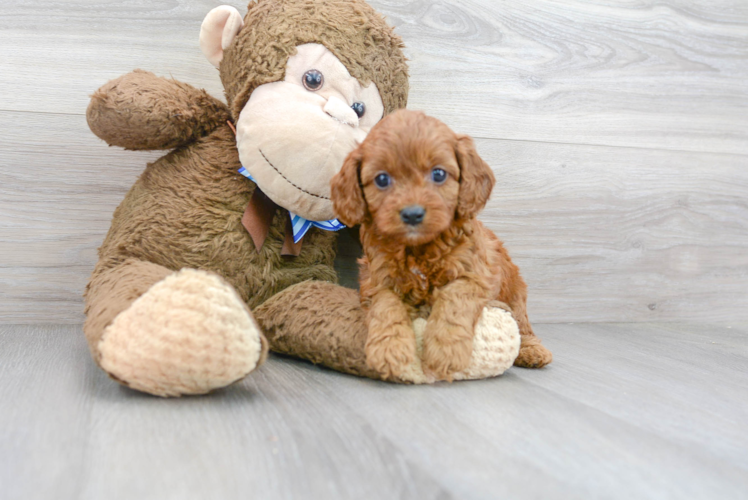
[254,281,381,379]
[254,280,525,383]
[87,70,229,151]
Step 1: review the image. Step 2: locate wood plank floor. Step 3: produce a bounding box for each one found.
[1,0,747,324]
[3,108,745,323]
[2,323,746,500]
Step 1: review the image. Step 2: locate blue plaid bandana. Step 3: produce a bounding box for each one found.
[238,167,345,243]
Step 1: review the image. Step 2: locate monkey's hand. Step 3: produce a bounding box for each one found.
[87,70,229,151]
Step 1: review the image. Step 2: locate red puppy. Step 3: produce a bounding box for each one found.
[331,110,552,380]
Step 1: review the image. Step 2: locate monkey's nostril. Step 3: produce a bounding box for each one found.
[400,205,426,226]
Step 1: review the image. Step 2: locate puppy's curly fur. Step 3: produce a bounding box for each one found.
[331,110,552,380]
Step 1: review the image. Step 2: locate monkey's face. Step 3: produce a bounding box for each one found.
[235,44,385,221]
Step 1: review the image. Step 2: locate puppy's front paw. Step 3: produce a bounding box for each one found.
[514,335,553,368]
[365,326,417,380]
[422,323,473,381]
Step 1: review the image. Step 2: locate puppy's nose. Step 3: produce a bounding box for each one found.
[400,205,426,226]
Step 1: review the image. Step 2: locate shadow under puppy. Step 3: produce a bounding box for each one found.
[331,110,552,381]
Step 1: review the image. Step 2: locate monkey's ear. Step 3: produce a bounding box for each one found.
[200,6,244,68]
[455,135,495,220]
[331,147,366,227]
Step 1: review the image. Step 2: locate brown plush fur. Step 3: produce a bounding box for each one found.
[331,110,552,380]
[87,70,230,151]
[84,0,409,378]
[84,124,339,350]
[255,280,380,379]
[84,259,172,363]
[220,0,409,120]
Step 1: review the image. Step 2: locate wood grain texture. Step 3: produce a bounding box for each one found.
[476,139,748,323]
[389,0,748,154]
[1,0,746,152]
[3,112,745,323]
[1,323,747,500]
[0,0,747,323]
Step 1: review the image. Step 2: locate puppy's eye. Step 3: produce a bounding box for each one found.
[374,172,391,189]
[431,167,448,184]
[351,102,366,118]
[302,70,324,91]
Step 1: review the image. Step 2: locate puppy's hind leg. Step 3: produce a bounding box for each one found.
[506,292,553,369]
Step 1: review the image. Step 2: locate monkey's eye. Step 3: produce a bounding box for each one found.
[431,167,447,184]
[302,70,324,91]
[351,102,366,118]
[374,172,391,189]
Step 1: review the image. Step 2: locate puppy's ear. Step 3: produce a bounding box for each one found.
[331,146,366,227]
[455,135,495,220]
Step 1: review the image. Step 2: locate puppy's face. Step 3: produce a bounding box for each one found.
[359,117,460,245]
[331,110,495,246]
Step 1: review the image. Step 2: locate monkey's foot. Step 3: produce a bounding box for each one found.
[399,302,521,384]
[97,269,267,397]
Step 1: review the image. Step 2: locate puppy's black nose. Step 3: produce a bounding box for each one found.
[400,205,426,226]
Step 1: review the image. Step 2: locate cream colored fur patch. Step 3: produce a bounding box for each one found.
[98,269,264,397]
[398,306,521,384]
[236,44,383,221]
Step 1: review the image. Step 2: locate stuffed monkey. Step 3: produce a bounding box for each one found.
[85,0,552,396]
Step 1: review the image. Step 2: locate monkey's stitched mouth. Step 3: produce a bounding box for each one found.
[258,149,330,200]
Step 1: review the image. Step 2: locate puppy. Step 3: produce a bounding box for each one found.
[331,110,552,380]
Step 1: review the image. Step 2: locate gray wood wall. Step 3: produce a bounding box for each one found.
[1,0,746,324]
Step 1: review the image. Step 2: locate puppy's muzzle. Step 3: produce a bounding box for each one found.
[400,205,426,226]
